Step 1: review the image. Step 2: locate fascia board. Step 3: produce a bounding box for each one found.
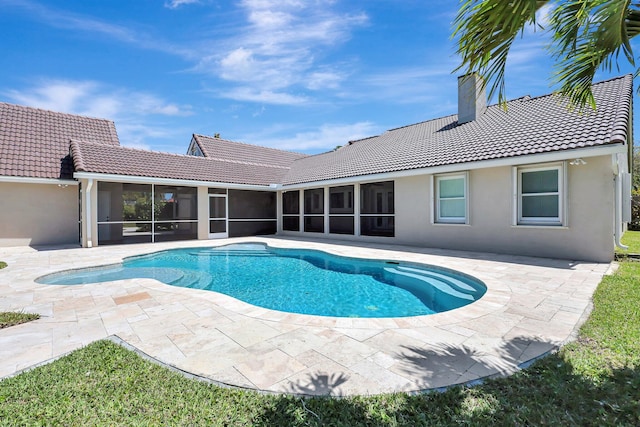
[278,144,626,190]
[73,172,277,191]
[0,176,79,185]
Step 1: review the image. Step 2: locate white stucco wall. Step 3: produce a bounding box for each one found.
[278,154,617,262]
[0,182,79,247]
[395,155,615,261]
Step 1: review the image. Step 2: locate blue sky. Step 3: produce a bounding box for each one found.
[1,0,636,154]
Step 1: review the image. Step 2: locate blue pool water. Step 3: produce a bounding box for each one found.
[37,243,486,318]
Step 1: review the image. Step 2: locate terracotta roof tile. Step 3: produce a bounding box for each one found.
[70,141,286,186]
[0,102,119,179]
[192,134,308,167]
[282,75,633,185]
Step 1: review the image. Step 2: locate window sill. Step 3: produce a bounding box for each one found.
[512,224,568,230]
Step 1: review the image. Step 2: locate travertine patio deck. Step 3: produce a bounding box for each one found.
[0,237,612,396]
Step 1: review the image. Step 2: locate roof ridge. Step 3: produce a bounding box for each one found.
[106,122,121,146]
[348,135,380,144]
[483,73,633,108]
[281,75,632,185]
[69,140,86,172]
[605,74,633,144]
[0,101,115,124]
[74,139,228,159]
[193,133,308,157]
[73,140,291,169]
[202,156,291,169]
[374,75,635,138]
[70,139,288,186]
[385,113,458,134]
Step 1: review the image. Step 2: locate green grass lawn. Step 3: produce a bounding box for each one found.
[617,229,640,254]
[0,261,40,329]
[0,312,40,329]
[1,244,639,425]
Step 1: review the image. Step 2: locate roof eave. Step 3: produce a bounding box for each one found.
[278,143,627,189]
[73,171,278,190]
[0,175,79,185]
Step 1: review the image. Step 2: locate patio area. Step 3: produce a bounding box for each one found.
[0,237,613,396]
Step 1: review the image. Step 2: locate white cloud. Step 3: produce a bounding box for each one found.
[5,1,368,105]
[219,87,308,105]
[133,93,193,116]
[357,64,456,106]
[306,71,344,90]
[534,3,555,30]
[246,121,381,152]
[5,79,192,118]
[252,105,266,117]
[196,0,368,104]
[4,79,193,149]
[505,37,550,70]
[116,123,180,151]
[6,80,98,114]
[248,9,293,28]
[164,0,200,9]
[4,0,196,59]
[219,48,256,80]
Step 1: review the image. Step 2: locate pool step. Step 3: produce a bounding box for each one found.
[383,267,476,301]
[170,270,211,289]
[190,249,275,257]
[395,265,480,296]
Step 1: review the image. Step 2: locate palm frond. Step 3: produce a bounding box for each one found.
[453,0,548,105]
[454,0,640,111]
[551,0,637,109]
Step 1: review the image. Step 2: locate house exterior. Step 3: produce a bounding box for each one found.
[0,75,633,262]
[0,102,120,246]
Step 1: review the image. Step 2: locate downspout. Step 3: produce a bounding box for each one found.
[613,154,628,250]
[86,178,94,248]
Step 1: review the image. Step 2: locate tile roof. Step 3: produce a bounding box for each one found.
[70,140,287,186]
[191,134,308,167]
[282,75,633,185]
[3,75,632,188]
[0,102,120,180]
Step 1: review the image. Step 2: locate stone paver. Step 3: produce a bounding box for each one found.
[0,237,610,396]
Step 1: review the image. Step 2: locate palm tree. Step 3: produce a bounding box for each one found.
[453,0,640,108]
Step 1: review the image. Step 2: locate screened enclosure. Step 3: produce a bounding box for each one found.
[97,182,198,245]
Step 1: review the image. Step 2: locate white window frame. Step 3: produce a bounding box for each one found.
[434,172,468,224]
[514,162,566,226]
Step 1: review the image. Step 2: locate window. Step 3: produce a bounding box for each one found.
[187,143,203,157]
[516,164,564,225]
[360,181,394,237]
[435,173,467,224]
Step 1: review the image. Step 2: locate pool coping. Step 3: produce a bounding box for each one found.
[0,237,612,396]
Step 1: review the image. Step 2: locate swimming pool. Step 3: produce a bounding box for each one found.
[37,243,486,318]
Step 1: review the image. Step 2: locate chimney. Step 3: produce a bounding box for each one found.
[458,73,486,124]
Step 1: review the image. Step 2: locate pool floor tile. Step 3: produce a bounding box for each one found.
[0,236,610,395]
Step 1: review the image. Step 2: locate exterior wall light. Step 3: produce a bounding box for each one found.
[569,158,587,166]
